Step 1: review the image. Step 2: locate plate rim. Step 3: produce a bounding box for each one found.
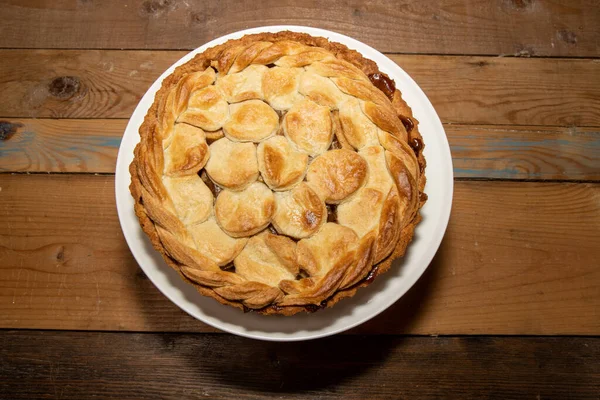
[115,25,454,342]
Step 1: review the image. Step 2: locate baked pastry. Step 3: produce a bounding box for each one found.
[130,31,427,315]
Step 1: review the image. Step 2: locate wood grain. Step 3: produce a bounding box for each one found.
[0,50,176,119]
[1,50,599,126]
[1,0,599,57]
[445,124,600,180]
[2,119,599,180]
[0,175,598,335]
[0,119,124,173]
[391,54,600,127]
[1,331,598,400]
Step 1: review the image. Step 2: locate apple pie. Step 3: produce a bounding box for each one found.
[129,31,427,315]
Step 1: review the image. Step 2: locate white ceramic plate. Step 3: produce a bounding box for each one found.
[115,26,453,342]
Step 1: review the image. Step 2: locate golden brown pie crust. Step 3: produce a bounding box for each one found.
[129,31,427,316]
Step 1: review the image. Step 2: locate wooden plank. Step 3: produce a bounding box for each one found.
[1,50,599,126]
[445,124,600,181]
[2,119,599,180]
[0,175,598,335]
[0,50,177,119]
[1,332,598,400]
[392,54,600,128]
[1,0,599,57]
[0,119,124,173]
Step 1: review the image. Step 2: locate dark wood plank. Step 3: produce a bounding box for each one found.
[1,50,599,126]
[0,175,598,334]
[0,331,598,399]
[1,0,599,57]
[2,119,599,180]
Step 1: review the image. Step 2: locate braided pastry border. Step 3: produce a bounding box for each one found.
[129,31,427,316]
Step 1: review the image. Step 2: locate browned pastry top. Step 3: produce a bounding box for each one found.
[129,31,427,315]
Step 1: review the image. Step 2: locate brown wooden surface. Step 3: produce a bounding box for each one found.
[444,124,600,180]
[2,50,599,126]
[0,119,124,173]
[2,0,599,57]
[1,2,599,398]
[1,174,598,335]
[2,119,598,180]
[1,331,598,400]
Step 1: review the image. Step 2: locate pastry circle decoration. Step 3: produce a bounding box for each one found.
[130,31,427,315]
[215,182,275,237]
[205,137,258,190]
[223,100,279,142]
[272,183,327,239]
[283,98,333,156]
[257,136,308,191]
[305,149,368,204]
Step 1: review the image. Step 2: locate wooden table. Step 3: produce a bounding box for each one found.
[1,1,599,398]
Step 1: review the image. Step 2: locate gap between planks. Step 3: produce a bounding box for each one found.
[2,48,600,60]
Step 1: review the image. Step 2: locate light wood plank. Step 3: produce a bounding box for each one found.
[0,175,598,335]
[2,119,599,180]
[0,50,176,119]
[445,124,600,180]
[1,50,599,126]
[1,332,598,399]
[1,0,599,57]
[0,119,124,173]
[392,54,600,127]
